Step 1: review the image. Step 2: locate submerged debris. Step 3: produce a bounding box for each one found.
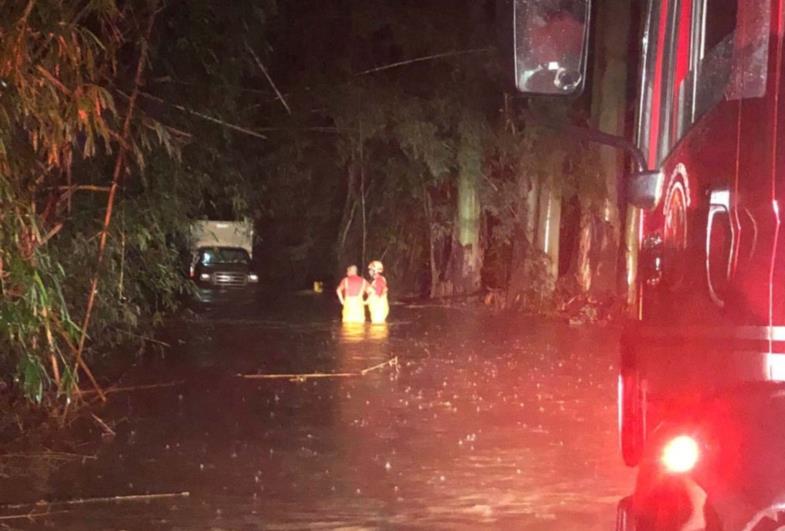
[237,356,399,382]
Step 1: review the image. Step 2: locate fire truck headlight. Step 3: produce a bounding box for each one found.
[199,273,211,281]
[661,435,700,474]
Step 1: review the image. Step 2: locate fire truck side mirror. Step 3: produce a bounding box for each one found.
[513,0,591,96]
[627,170,665,211]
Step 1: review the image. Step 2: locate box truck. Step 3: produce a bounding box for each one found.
[189,220,258,288]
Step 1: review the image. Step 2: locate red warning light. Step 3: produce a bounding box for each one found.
[661,435,700,474]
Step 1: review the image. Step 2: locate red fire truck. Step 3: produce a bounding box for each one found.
[514,0,785,528]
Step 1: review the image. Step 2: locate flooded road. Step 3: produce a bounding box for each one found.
[1,293,632,529]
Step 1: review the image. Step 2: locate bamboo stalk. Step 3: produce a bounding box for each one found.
[56,324,105,402]
[0,509,73,522]
[49,353,60,389]
[133,90,268,140]
[40,306,60,389]
[239,356,398,381]
[239,372,356,380]
[244,40,291,115]
[360,357,398,375]
[80,380,184,396]
[1,451,97,461]
[57,327,103,401]
[360,143,366,268]
[55,185,112,193]
[0,491,190,511]
[72,8,158,402]
[354,47,492,76]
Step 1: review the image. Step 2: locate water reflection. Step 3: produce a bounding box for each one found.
[368,323,389,342]
[339,322,366,344]
[337,322,391,376]
[338,322,390,344]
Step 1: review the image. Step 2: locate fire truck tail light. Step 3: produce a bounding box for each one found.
[661,435,699,474]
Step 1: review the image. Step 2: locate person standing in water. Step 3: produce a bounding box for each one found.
[336,265,368,323]
[366,260,389,324]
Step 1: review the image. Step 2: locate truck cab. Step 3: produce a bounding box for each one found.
[191,246,257,288]
[189,220,258,290]
[513,0,785,528]
[619,0,783,467]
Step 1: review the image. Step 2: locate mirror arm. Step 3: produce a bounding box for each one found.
[523,111,648,172]
[557,124,648,173]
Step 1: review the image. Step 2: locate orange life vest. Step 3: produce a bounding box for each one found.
[341,275,366,297]
[370,275,387,296]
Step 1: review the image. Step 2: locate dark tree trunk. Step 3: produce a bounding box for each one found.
[444,169,482,296]
[589,0,632,297]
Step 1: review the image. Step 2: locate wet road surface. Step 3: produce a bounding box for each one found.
[1,292,633,529]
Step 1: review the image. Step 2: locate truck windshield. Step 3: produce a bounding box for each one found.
[199,247,250,265]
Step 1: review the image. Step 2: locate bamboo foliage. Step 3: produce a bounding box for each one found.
[0,1,173,404]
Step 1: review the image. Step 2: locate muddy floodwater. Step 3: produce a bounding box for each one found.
[1,292,633,529]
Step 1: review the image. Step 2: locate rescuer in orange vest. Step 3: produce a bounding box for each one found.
[366,260,389,324]
[336,265,368,323]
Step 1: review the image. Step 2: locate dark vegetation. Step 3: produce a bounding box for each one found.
[0,0,637,407]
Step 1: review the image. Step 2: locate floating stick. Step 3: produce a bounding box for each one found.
[1,451,97,461]
[239,356,398,381]
[90,413,115,437]
[81,380,184,396]
[0,491,190,512]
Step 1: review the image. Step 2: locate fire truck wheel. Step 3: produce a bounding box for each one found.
[621,369,645,467]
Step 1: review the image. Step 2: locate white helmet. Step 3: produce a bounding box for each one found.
[368,260,384,274]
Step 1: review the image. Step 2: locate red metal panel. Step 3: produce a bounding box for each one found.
[674,0,692,87]
[648,0,671,166]
[734,0,780,331]
[771,0,785,330]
